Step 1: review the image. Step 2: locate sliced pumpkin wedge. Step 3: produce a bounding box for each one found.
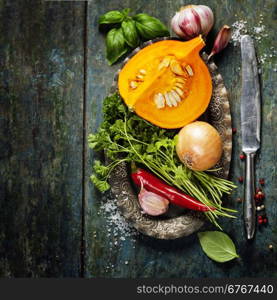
[118,36,212,129]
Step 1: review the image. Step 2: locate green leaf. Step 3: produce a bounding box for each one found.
[121,8,131,17]
[88,134,98,149]
[121,19,140,48]
[90,175,110,192]
[146,144,157,153]
[134,13,169,40]
[99,10,124,25]
[93,160,109,177]
[198,231,239,263]
[106,28,128,65]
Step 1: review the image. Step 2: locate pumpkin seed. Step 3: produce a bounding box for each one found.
[136,74,144,80]
[139,69,147,75]
[175,82,184,89]
[164,92,173,107]
[185,64,194,76]
[158,56,172,70]
[168,92,178,107]
[170,90,181,102]
[154,93,165,109]
[175,77,186,83]
[130,81,138,89]
[173,87,184,97]
[170,60,185,76]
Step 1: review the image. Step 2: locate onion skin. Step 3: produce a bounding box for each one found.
[176,121,223,171]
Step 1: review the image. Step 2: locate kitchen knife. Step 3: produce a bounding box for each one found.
[240,35,261,240]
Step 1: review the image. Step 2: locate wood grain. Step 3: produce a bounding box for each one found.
[0,0,276,278]
[0,0,85,277]
[85,0,277,278]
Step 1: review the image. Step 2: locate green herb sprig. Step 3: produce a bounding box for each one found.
[99,9,170,65]
[88,93,237,229]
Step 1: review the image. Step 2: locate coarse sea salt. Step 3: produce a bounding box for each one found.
[98,193,139,274]
[231,20,248,46]
[231,20,267,46]
[231,15,276,68]
[99,193,138,246]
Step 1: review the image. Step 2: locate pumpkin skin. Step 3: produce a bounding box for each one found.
[118,36,212,129]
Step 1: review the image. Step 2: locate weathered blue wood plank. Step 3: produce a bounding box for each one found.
[85,0,277,278]
[0,0,85,277]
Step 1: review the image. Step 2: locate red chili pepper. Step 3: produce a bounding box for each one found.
[131,164,215,212]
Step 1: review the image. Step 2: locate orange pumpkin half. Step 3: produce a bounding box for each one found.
[118,36,212,129]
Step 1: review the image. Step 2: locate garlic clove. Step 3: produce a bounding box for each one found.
[193,5,214,35]
[138,188,169,216]
[178,7,202,40]
[208,25,231,61]
[171,12,186,38]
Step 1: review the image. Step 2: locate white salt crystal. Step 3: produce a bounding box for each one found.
[231,17,274,67]
[98,194,138,247]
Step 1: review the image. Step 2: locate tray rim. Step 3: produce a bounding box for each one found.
[107,37,232,240]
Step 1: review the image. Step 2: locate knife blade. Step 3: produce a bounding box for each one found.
[240,35,261,240]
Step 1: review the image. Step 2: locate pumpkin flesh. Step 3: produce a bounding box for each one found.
[118,36,212,129]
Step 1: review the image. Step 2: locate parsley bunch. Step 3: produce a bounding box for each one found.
[88,93,236,228]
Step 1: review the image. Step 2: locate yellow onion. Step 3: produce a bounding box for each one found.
[176,121,223,171]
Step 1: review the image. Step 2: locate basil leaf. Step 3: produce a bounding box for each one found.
[106,28,128,65]
[134,13,169,40]
[99,10,124,25]
[121,19,140,48]
[121,8,131,17]
[198,231,239,263]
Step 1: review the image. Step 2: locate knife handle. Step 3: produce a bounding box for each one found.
[244,152,256,240]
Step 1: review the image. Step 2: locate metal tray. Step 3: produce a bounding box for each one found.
[108,38,232,239]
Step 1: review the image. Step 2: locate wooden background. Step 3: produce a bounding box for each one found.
[0,0,276,277]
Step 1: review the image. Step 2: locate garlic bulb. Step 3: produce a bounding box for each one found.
[171,5,214,40]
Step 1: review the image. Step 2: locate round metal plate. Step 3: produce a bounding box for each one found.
[108,38,232,240]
